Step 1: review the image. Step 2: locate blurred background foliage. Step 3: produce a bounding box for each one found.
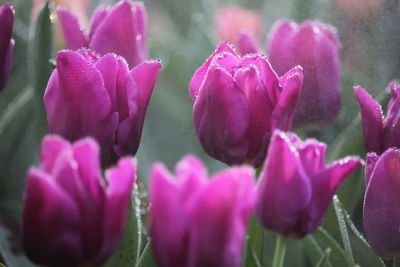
[0,0,399,266]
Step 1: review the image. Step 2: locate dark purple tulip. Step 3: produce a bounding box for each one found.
[0,4,15,91]
[354,82,400,154]
[44,49,160,164]
[267,20,341,127]
[150,155,256,267]
[363,149,400,258]
[189,42,303,167]
[256,130,361,238]
[22,135,136,267]
[57,0,147,68]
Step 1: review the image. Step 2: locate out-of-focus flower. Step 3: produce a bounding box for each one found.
[44,49,161,164]
[22,135,136,267]
[0,4,15,91]
[363,149,400,258]
[256,130,361,238]
[33,0,89,26]
[214,5,262,54]
[189,42,303,167]
[354,82,400,154]
[150,155,255,267]
[57,0,147,68]
[335,0,383,19]
[267,20,341,128]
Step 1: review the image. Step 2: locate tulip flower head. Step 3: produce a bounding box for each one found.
[354,82,400,154]
[0,3,15,91]
[149,155,256,267]
[267,20,341,127]
[44,49,161,164]
[190,42,303,167]
[363,149,400,258]
[22,135,136,267]
[57,0,147,67]
[256,130,362,238]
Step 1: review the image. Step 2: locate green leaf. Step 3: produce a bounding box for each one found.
[28,0,53,132]
[244,216,266,267]
[312,227,347,267]
[315,248,331,267]
[302,234,333,267]
[135,242,157,267]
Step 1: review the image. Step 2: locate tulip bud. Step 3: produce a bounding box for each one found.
[354,82,400,154]
[149,155,256,267]
[189,42,303,167]
[22,135,136,267]
[57,0,147,68]
[267,20,341,127]
[256,130,361,238]
[0,4,15,91]
[363,149,400,258]
[44,49,161,164]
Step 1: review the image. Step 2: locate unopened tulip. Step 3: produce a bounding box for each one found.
[267,20,341,127]
[57,0,147,67]
[22,135,136,267]
[354,82,400,154]
[256,130,361,238]
[363,149,400,258]
[0,4,14,91]
[189,42,303,167]
[44,49,160,164]
[150,155,256,267]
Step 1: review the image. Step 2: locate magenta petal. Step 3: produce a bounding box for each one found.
[365,152,379,186]
[57,8,87,50]
[189,42,236,100]
[188,167,255,267]
[364,149,400,258]
[256,130,312,237]
[150,163,189,267]
[193,65,249,165]
[353,85,384,153]
[97,157,135,264]
[294,138,327,177]
[89,1,147,67]
[0,4,14,90]
[40,135,71,173]
[88,5,109,40]
[237,30,259,55]
[271,66,303,131]
[22,168,82,267]
[383,83,400,150]
[306,156,361,233]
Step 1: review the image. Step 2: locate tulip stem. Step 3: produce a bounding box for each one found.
[271,235,286,267]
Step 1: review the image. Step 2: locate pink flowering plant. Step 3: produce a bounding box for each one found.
[0,0,399,266]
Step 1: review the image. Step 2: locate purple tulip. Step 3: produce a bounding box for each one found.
[236,30,260,55]
[267,20,341,127]
[0,4,14,91]
[189,42,303,167]
[44,49,160,164]
[57,0,147,68]
[256,130,361,238]
[149,155,256,267]
[22,135,136,267]
[354,82,400,154]
[363,149,400,258]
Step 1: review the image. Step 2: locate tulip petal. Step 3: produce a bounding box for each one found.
[193,65,249,165]
[256,130,311,237]
[383,83,400,150]
[57,8,87,50]
[150,163,189,267]
[271,66,303,131]
[22,168,82,267]
[237,30,259,55]
[189,42,236,100]
[97,157,135,264]
[365,152,379,186]
[294,137,327,177]
[188,167,255,267]
[354,85,384,153]
[88,5,109,40]
[40,135,71,173]
[0,4,14,90]
[306,156,361,234]
[89,1,146,67]
[364,149,400,258]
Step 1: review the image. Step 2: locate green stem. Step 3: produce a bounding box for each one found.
[393,258,400,267]
[271,235,287,267]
